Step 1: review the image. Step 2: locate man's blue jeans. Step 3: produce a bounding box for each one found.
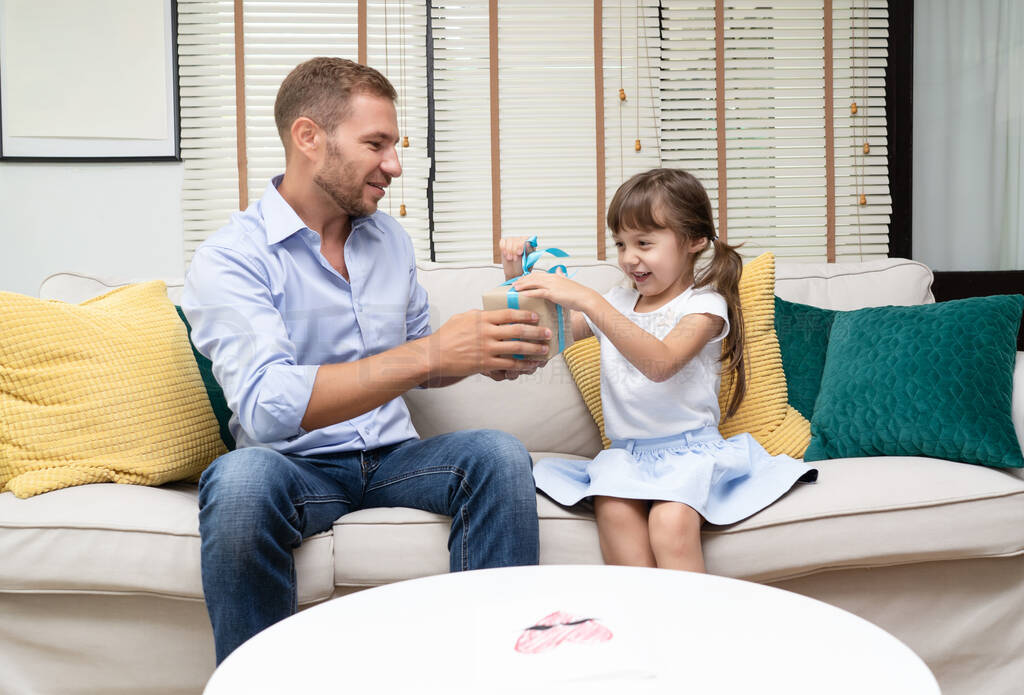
[198,429,540,664]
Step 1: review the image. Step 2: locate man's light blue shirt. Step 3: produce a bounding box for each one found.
[182,176,432,455]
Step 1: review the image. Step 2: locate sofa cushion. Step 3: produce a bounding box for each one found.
[327,452,1024,585]
[774,296,837,419]
[716,253,810,455]
[704,456,1024,582]
[0,483,334,604]
[561,252,811,458]
[0,282,226,498]
[804,295,1024,468]
[330,483,604,587]
[1015,353,1024,469]
[175,306,236,451]
[4,455,1022,594]
[562,337,610,448]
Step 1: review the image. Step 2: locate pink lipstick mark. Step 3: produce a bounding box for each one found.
[514,611,613,654]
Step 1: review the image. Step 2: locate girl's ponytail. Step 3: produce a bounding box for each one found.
[695,238,746,419]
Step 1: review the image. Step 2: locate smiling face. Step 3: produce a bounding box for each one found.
[313,92,402,218]
[614,226,707,309]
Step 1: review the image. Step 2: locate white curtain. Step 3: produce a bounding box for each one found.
[913,0,1024,271]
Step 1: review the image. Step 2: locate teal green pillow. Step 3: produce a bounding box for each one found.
[774,296,837,419]
[804,295,1024,468]
[175,306,236,451]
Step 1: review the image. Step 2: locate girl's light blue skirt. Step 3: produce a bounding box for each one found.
[533,426,818,525]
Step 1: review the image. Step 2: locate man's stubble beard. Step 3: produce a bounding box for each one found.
[313,138,376,218]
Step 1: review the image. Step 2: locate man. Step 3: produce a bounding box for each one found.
[182,57,548,663]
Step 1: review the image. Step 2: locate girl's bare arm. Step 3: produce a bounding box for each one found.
[586,296,723,381]
[570,310,593,341]
[513,272,723,382]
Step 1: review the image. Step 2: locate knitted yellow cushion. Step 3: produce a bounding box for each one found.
[563,251,810,458]
[0,282,227,498]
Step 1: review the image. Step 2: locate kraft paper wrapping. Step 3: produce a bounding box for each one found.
[481,286,572,359]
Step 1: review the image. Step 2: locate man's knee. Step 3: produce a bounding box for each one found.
[199,447,293,521]
[198,448,306,576]
[455,429,532,485]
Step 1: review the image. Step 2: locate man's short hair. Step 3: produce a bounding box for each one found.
[274,57,397,149]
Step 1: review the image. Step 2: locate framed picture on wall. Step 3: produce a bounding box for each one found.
[0,0,180,161]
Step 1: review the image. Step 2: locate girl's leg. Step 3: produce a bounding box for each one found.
[593,496,656,567]
[648,501,705,572]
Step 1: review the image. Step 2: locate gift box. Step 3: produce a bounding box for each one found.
[481,286,570,360]
[481,238,573,360]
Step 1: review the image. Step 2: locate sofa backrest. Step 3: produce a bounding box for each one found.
[412,260,628,328]
[39,272,186,304]
[775,257,934,310]
[38,256,936,311]
[406,261,627,458]
[408,257,938,456]
[36,258,942,459]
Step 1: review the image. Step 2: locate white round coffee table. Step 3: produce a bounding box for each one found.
[205,565,939,694]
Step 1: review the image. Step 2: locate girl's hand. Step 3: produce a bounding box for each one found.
[499,236,535,280]
[484,360,545,382]
[513,270,598,313]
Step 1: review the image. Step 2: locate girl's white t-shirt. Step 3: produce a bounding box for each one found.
[585,285,730,441]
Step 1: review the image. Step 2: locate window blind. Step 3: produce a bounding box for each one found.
[179,0,430,262]
[242,2,430,257]
[831,0,890,261]
[365,1,431,259]
[240,1,360,215]
[430,1,662,263]
[178,0,241,263]
[429,2,493,262]
[602,1,664,259]
[660,0,890,261]
[179,0,891,267]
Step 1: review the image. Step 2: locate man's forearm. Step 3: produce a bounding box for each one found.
[420,375,467,388]
[300,337,434,432]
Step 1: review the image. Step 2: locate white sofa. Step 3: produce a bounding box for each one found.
[2,257,1023,695]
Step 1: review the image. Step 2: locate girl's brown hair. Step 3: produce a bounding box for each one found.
[606,168,747,418]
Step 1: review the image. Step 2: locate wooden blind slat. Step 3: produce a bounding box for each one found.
[594,0,606,260]
[358,0,367,64]
[824,0,836,262]
[715,0,727,242]
[233,0,248,211]
[489,0,502,262]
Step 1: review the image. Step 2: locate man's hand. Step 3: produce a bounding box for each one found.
[427,308,550,378]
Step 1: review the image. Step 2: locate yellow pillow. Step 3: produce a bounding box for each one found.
[0,282,227,498]
[563,251,810,458]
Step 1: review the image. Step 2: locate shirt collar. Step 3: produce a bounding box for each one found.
[262,175,308,245]
[261,174,380,245]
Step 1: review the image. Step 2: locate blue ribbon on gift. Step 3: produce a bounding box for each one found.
[501,235,570,358]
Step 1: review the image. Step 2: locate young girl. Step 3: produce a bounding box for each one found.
[501,168,817,573]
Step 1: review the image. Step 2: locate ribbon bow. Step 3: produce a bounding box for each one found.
[501,235,570,356]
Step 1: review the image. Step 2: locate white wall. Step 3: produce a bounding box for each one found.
[0,161,186,296]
